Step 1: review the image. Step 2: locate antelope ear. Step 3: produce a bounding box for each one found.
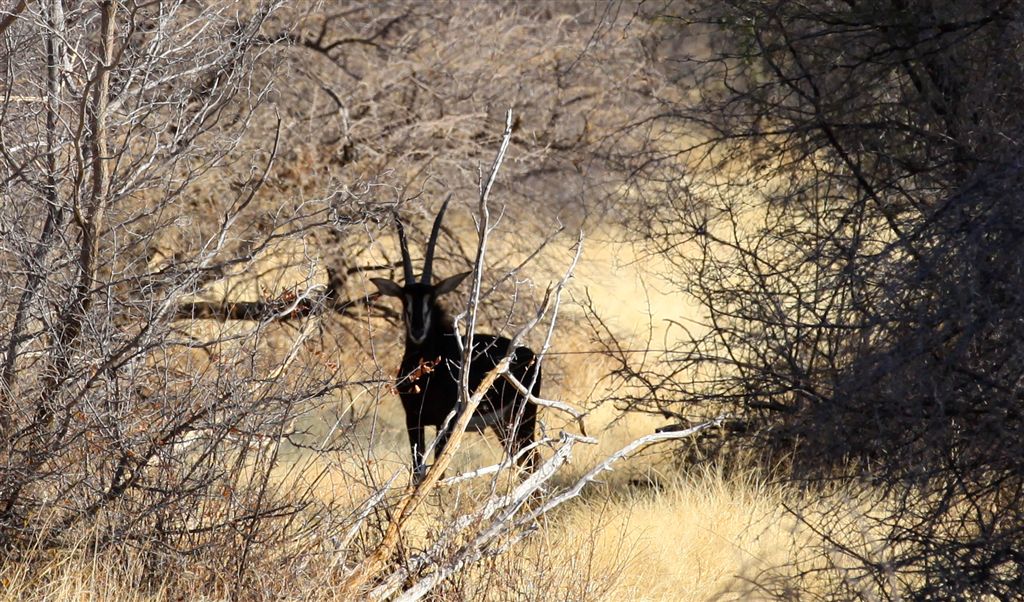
[370,277,403,297]
[434,271,471,296]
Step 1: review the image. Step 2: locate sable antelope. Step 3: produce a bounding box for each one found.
[371,198,540,480]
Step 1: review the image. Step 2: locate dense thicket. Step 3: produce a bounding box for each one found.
[614,1,1024,597]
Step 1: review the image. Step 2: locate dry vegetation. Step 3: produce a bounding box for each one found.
[0,215,864,600]
[0,317,823,602]
[3,0,1021,600]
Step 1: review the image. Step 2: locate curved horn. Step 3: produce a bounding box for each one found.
[393,210,415,285]
[421,193,452,284]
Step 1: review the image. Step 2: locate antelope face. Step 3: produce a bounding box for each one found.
[402,283,435,345]
[371,273,470,346]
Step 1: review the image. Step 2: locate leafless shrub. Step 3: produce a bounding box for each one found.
[1,2,716,598]
[600,1,1024,598]
[0,0,354,589]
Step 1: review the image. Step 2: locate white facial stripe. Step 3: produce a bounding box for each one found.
[404,294,431,344]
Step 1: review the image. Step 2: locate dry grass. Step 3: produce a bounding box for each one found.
[0,467,814,602]
[2,228,852,601]
[0,460,845,601]
[541,469,800,601]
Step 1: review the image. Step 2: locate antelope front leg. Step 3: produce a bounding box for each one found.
[511,402,538,472]
[432,425,451,480]
[406,416,427,483]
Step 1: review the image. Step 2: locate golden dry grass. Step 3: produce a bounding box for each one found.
[0,463,834,601]
[538,470,800,601]
[2,227,850,601]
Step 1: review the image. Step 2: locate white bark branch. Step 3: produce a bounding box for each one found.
[390,419,725,602]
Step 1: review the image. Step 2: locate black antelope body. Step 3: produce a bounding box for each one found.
[371,198,540,480]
